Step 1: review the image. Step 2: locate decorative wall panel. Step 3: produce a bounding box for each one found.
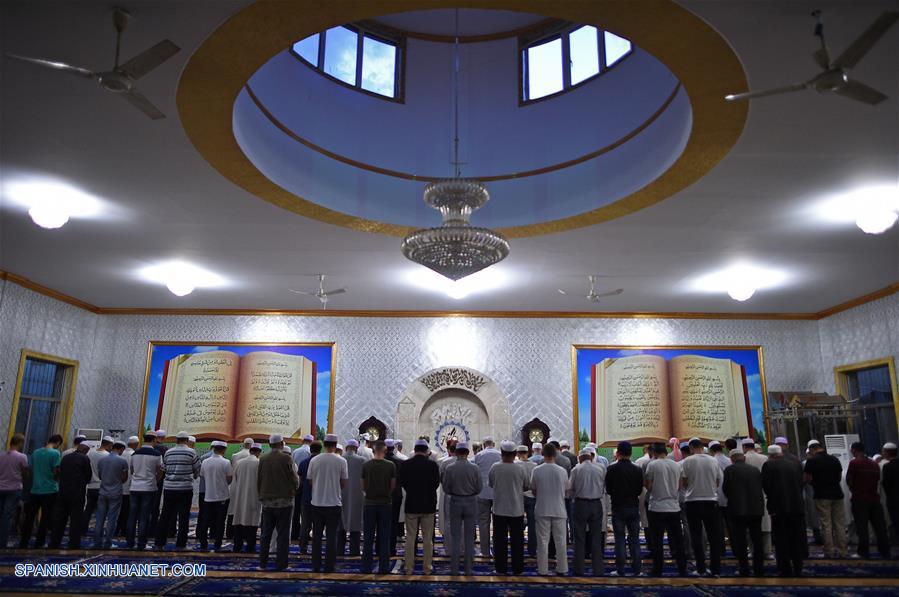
[2,281,895,446]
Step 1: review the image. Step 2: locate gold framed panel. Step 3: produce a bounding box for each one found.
[833,356,899,429]
[6,349,79,448]
[138,341,337,444]
[571,344,769,450]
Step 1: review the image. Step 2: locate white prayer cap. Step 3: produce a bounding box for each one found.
[303,434,315,442]
[708,440,721,448]
[269,434,284,444]
[547,437,559,444]
[741,438,755,446]
[516,445,529,452]
[774,436,789,445]
[456,442,470,451]
[127,436,139,444]
[730,448,743,457]
[176,431,190,440]
[560,440,570,447]
[282,445,292,454]
[883,442,897,450]
[74,434,87,442]
[243,438,254,445]
[579,448,591,457]
[113,439,127,448]
[336,444,344,451]
[155,429,167,437]
[586,442,597,449]
[767,445,782,455]
[385,439,395,448]
[483,436,494,443]
[689,437,701,444]
[324,434,339,443]
[586,446,596,454]
[415,439,429,448]
[362,433,371,441]
[250,443,262,451]
[346,439,359,448]
[211,440,227,448]
[102,436,115,444]
[188,436,196,443]
[531,442,543,450]
[500,440,517,453]
[807,439,820,448]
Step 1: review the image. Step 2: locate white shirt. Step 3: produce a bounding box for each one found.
[713,452,731,506]
[680,454,721,502]
[293,444,311,467]
[122,447,135,494]
[307,451,348,507]
[568,461,606,499]
[530,462,568,518]
[646,456,682,512]
[200,454,232,502]
[475,447,502,500]
[129,446,162,492]
[231,448,252,467]
[87,448,109,490]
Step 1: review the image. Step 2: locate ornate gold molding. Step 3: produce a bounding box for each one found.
[2,270,895,320]
[177,0,749,238]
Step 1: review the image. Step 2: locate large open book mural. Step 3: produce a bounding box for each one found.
[573,345,768,448]
[140,342,335,443]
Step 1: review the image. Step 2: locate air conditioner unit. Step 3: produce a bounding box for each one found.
[824,434,859,469]
[76,428,104,449]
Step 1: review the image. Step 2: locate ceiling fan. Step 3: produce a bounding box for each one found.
[289,274,348,310]
[725,10,898,106]
[5,7,180,119]
[558,275,623,304]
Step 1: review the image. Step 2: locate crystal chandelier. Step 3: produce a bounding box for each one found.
[401,11,509,281]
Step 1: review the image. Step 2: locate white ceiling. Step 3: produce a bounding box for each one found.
[0,0,897,313]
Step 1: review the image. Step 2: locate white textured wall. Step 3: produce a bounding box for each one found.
[5,281,867,446]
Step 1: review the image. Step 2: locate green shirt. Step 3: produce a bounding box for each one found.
[30,447,61,494]
[361,458,396,505]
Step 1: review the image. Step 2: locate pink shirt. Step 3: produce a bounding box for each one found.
[0,450,29,491]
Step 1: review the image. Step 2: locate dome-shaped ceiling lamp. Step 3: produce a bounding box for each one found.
[401,11,509,281]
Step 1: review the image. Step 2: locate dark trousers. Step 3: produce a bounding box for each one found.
[126,491,156,548]
[83,488,99,532]
[0,490,21,548]
[363,503,392,574]
[852,500,891,558]
[685,500,723,575]
[573,499,604,576]
[493,514,525,575]
[196,492,209,546]
[154,489,192,547]
[149,480,163,529]
[260,506,291,569]
[291,490,303,539]
[116,493,130,535]
[19,492,56,548]
[339,530,361,556]
[524,496,537,556]
[648,510,687,576]
[49,492,86,549]
[612,505,641,575]
[233,525,258,552]
[205,500,228,550]
[299,502,313,552]
[312,505,341,572]
[771,512,805,576]
[729,514,764,575]
[718,506,732,556]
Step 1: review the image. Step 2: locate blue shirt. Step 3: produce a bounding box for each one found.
[98,453,128,497]
[299,455,315,505]
[30,447,61,494]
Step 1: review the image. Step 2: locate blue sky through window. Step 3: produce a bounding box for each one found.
[323,26,358,86]
[293,33,320,66]
[569,26,599,85]
[361,36,396,97]
[604,31,632,67]
[527,37,563,100]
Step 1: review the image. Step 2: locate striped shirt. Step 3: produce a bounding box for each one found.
[161,444,199,491]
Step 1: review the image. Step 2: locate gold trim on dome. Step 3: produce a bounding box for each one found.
[176,0,749,239]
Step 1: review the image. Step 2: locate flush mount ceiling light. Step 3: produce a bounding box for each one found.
[3,176,103,229]
[139,261,226,297]
[401,10,509,281]
[690,263,788,302]
[812,183,899,234]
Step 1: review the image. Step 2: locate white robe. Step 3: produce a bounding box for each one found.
[230,457,262,527]
[342,452,365,533]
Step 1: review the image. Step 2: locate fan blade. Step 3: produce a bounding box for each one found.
[323,288,347,297]
[832,11,899,70]
[557,289,567,295]
[118,40,180,79]
[119,89,166,119]
[725,83,807,101]
[5,53,94,78]
[595,289,624,298]
[813,48,830,70]
[288,289,315,295]
[834,79,888,105]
